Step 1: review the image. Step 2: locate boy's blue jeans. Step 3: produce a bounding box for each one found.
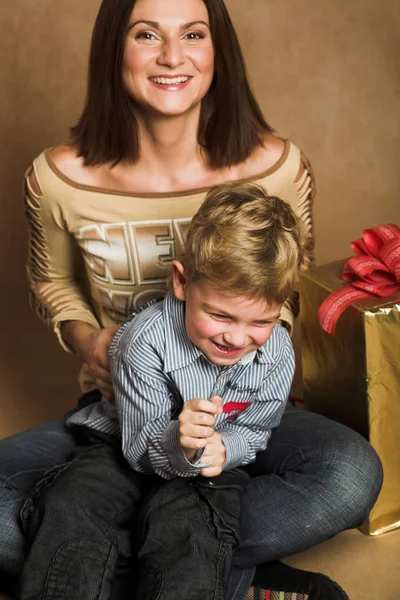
[0,392,383,599]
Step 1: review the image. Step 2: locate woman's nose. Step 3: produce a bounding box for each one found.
[157,37,185,68]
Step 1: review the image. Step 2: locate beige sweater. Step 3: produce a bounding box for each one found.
[24,139,315,391]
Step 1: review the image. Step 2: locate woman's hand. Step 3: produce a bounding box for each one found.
[60,321,120,398]
[178,396,223,461]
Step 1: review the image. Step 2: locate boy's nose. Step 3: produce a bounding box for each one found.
[222,330,247,348]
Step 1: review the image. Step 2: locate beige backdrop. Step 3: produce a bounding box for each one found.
[1,0,399,437]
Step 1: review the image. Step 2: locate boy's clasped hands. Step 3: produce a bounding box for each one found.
[179,396,226,477]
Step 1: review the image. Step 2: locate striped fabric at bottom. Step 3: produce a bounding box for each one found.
[246,590,309,600]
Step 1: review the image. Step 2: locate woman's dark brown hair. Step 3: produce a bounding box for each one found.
[71,0,273,168]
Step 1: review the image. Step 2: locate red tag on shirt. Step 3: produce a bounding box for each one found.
[222,401,252,420]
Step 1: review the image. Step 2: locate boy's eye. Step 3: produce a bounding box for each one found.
[210,313,229,320]
[254,321,275,327]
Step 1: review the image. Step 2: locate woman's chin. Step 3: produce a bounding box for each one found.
[136,100,202,121]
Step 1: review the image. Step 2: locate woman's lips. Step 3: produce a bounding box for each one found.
[148,75,192,91]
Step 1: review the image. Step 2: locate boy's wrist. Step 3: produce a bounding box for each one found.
[183,447,206,464]
[162,422,204,475]
[183,447,197,461]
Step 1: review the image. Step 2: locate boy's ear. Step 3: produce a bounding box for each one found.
[171,260,187,301]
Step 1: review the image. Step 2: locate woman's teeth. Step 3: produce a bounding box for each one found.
[150,76,189,85]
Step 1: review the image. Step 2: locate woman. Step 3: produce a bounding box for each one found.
[1,0,382,598]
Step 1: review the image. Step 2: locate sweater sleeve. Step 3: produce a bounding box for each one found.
[24,161,100,352]
[279,150,316,334]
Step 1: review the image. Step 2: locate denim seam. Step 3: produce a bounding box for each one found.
[199,491,241,546]
[262,442,308,474]
[1,469,56,490]
[213,541,232,600]
[196,493,218,538]
[230,568,247,600]
[104,502,139,539]
[152,563,164,600]
[1,463,71,490]
[98,542,119,600]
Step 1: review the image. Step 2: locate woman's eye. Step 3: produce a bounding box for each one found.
[185,31,205,41]
[136,31,158,41]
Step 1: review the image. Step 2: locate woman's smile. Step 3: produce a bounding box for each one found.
[148,74,193,91]
[123,0,214,118]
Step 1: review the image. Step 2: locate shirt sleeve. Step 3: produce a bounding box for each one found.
[280,151,316,335]
[111,343,203,480]
[219,334,295,470]
[24,163,100,351]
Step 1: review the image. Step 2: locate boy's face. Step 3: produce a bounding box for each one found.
[172,262,283,366]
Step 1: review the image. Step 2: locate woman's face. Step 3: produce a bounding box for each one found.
[123,0,214,118]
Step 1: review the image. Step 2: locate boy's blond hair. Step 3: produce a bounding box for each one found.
[182,183,305,304]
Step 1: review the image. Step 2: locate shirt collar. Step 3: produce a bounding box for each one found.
[255,338,276,364]
[163,292,203,372]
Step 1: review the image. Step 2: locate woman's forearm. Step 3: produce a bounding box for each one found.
[60,320,98,362]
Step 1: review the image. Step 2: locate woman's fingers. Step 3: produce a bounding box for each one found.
[90,363,112,382]
[95,379,114,398]
[90,363,113,399]
[91,325,121,369]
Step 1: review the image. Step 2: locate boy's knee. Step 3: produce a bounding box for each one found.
[0,488,26,574]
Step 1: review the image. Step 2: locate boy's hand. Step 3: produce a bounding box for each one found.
[200,432,226,478]
[179,396,223,461]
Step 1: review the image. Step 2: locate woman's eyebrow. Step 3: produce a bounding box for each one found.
[128,19,210,32]
[181,20,210,30]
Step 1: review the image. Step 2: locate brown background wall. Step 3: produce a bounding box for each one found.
[1,0,399,437]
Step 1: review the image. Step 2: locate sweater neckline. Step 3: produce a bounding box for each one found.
[43,140,291,199]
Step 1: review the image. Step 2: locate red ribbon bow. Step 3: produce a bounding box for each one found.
[318,224,400,334]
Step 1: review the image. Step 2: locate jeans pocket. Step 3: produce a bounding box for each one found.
[42,539,116,600]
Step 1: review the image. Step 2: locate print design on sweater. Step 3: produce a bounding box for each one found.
[78,218,192,317]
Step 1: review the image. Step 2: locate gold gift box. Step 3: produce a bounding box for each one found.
[300,260,400,535]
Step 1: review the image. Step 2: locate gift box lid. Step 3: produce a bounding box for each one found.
[300,260,400,314]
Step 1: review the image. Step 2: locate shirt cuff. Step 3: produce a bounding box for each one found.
[219,430,249,470]
[162,421,204,475]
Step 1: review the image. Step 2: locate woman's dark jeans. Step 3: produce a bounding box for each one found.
[0,394,383,600]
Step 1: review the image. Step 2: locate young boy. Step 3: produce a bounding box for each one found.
[18,183,304,600]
